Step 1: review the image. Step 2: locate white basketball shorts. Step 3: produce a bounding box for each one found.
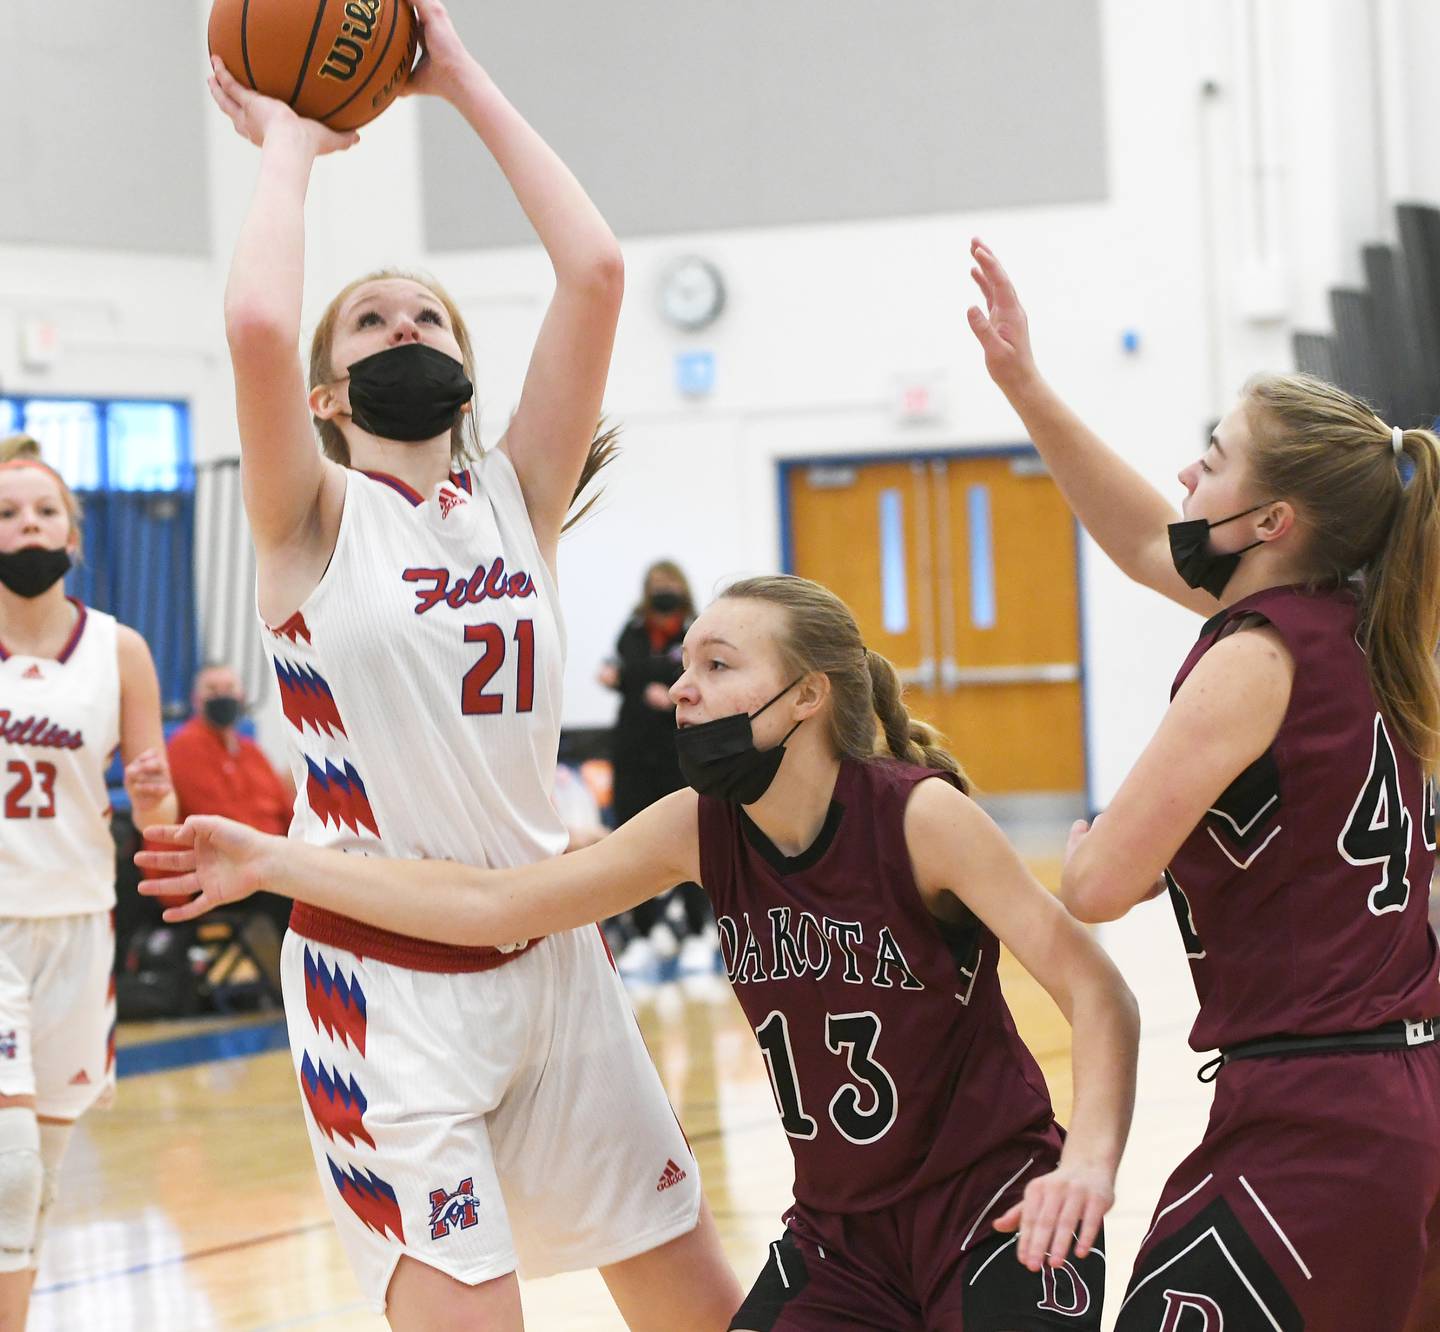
[280,922,702,1311]
[0,912,116,1119]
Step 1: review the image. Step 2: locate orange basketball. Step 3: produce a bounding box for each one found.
[208,0,418,131]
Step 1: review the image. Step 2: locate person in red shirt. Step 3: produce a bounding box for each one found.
[168,663,294,836]
[167,664,294,933]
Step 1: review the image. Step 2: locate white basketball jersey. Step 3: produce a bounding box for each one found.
[262,452,568,871]
[0,603,120,916]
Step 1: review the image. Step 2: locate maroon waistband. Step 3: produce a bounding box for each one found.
[288,902,541,974]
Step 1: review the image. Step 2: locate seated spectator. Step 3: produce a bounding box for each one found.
[167,663,294,932]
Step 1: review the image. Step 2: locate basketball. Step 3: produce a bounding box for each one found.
[207,0,418,131]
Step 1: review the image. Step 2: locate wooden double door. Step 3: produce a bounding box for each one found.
[784,451,1084,796]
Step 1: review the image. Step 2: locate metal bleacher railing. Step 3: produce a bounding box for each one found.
[1293,202,1440,428]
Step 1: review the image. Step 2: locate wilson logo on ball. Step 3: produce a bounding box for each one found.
[319,2,384,84]
[208,0,417,130]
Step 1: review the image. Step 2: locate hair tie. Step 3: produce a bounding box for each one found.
[1393,425,1405,456]
[0,458,60,480]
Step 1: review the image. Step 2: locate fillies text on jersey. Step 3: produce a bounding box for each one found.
[403,560,538,616]
[0,712,84,751]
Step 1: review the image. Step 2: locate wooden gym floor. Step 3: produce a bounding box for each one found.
[28,836,1212,1332]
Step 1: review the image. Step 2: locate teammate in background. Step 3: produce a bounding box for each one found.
[967,238,1440,1331]
[142,574,1141,1332]
[207,0,739,1325]
[0,434,177,1330]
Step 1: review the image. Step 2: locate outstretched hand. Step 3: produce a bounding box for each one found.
[135,816,279,922]
[966,238,1038,395]
[992,1156,1113,1271]
[207,55,359,155]
[401,0,480,102]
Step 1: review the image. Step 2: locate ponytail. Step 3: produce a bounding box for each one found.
[560,419,621,533]
[720,574,971,789]
[1361,427,1440,775]
[0,434,42,464]
[1245,374,1440,776]
[865,649,972,791]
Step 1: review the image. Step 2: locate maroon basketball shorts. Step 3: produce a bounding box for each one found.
[1115,1044,1440,1332]
[728,1122,1106,1331]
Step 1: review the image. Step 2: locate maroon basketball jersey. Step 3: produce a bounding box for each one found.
[1166,584,1440,1052]
[697,757,1056,1214]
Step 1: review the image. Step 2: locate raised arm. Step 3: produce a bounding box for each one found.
[210,59,354,575]
[967,238,1216,615]
[405,0,623,568]
[138,788,702,945]
[905,779,1140,1272]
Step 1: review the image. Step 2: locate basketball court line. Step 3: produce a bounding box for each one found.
[32,1220,332,1298]
[114,1016,290,1077]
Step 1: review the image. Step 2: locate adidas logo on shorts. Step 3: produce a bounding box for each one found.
[69,1070,91,1085]
[656,1159,688,1192]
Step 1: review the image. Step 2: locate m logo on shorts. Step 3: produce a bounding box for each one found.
[429,1178,481,1239]
[0,1031,15,1060]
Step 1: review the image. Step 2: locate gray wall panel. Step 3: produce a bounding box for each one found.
[421,0,1108,249]
[0,2,209,254]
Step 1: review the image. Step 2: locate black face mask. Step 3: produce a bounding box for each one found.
[0,546,71,599]
[674,679,803,805]
[202,696,243,729]
[1167,501,1275,598]
[344,343,474,443]
[649,592,685,614]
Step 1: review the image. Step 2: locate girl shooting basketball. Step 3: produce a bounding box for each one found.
[207,1,738,1326]
[142,574,1141,1332]
[0,436,177,1331]
[967,238,1440,1331]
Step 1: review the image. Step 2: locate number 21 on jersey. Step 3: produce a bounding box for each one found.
[461,619,535,716]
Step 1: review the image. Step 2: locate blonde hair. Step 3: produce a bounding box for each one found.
[721,574,970,790]
[0,434,84,558]
[1244,373,1440,773]
[308,268,617,532]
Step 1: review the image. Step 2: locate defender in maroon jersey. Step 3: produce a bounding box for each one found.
[139,574,1142,1331]
[970,238,1440,1331]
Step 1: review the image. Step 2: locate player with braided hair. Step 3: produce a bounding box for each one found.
[142,572,1140,1332]
[968,236,1440,1331]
